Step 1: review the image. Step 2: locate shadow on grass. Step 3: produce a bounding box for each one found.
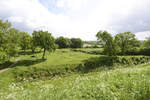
[0,61,13,70]
[14,59,46,67]
[18,51,41,55]
[0,59,46,70]
[81,56,118,72]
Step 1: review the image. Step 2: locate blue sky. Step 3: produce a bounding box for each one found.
[39,0,64,14]
[0,0,150,40]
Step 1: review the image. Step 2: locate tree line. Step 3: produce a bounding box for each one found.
[96,31,150,56]
[1,18,150,64]
[0,19,83,64]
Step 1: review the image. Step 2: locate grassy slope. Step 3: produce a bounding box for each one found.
[16,49,99,67]
[1,48,150,99]
[1,63,150,100]
[0,49,99,88]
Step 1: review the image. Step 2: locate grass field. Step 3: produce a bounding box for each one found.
[0,48,150,100]
[1,63,150,100]
[0,49,99,88]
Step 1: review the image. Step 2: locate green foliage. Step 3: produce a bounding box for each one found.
[139,48,150,55]
[0,49,9,64]
[115,32,140,55]
[19,32,31,52]
[0,30,4,45]
[55,37,83,48]
[55,36,71,48]
[0,20,19,59]
[5,43,19,57]
[142,37,150,48]
[125,37,150,56]
[5,28,20,57]
[70,38,83,48]
[30,37,37,53]
[84,56,150,72]
[1,18,150,100]
[1,62,150,100]
[96,31,118,56]
[1,49,149,82]
[0,19,11,32]
[32,30,56,59]
[96,31,143,56]
[1,49,150,99]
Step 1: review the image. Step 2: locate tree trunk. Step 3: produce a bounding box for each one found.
[42,48,46,59]
[23,49,26,55]
[40,48,42,52]
[32,49,34,53]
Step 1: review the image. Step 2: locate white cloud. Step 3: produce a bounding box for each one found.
[56,0,88,10]
[136,31,150,40]
[0,0,150,40]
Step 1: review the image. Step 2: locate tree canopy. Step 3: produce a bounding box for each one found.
[70,38,83,48]
[55,36,71,48]
[115,32,139,55]
[19,32,31,52]
[32,30,56,59]
[96,31,118,56]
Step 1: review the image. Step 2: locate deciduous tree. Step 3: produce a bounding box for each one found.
[55,36,71,48]
[96,31,118,56]
[32,30,56,59]
[19,32,31,52]
[70,38,83,48]
[115,32,138,55]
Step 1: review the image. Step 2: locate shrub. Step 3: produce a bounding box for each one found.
[70,38,83,48]
[0,51,9,64]
[55,37,71,48]
[84,56,150,72]
[139,48,150,56]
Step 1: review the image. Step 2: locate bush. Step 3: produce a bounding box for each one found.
[115,47,150,56]
[0,51,9,64]
[84,56,150,72]
[125,47,150,56]
[139,48,150,56]
[55,37,71,48]
[70,38,83,48]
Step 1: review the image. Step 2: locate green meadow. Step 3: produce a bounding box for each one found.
[1,2,150,99]
[1,48,150,100]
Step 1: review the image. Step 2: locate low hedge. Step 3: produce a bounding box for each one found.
[83,56,150,72]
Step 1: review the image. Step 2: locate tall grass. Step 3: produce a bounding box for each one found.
[1,49,150,99]
[1,63,150,100]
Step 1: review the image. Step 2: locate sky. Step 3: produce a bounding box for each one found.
[0,0,150,41]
